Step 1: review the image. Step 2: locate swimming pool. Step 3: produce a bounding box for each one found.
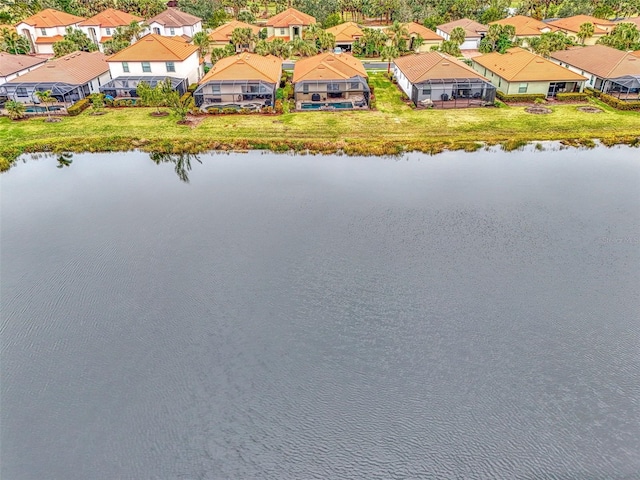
[300,102,354,110]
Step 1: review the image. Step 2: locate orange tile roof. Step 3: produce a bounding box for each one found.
[0,52,47,76]
[325,22,364,43]
[208,20,260,43]
[548,15,615,35]
[17,8,85,28]
[200,52,282,83]
[394,52,486,83]
[633,50,640,58]
[437,18,488,38]
[107,33,198,62]
[385,22,443,41]
[6,51,108,84]
[78,8,142,28]
[266,35,291,42]
[34,35,64,44]
[266,8,315,27]
[550,45,640,78]
[293,52,367,82]
[147,8,202,27]
[490,15,556,37]
[473,47,586,82]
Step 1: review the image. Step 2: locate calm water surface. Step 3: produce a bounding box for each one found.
[1,147,639,479]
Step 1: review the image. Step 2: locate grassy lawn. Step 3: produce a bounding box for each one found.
[1,73,639,170]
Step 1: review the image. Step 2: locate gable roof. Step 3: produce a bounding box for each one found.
[78,8,142,28]
[17,8,85,28]
[147,8,201,27]
[293,52,366,82]
[6,51,108,84]
[199,52,282,84]
[548,15,616,35]
[550,45,640,78]
[0,52,48,76]
[437,18,488,38]
[473,47,586,82]
[633,50,640,58]
[325,22,364,42]
[490,15,556,37]
[208,20,260,43]
[394,52,486,83]
[266,8,315,27]
[386,22,443,41]
[107,33,198,62]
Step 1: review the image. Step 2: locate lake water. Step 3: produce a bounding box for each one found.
[1,147,639,479]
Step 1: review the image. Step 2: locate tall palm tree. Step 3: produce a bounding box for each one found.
[288,37,317,57]
[192,31,210,57]
[388,21,409,49]
[450,26,466,46]
[231,27,257,52]
[381,44,399,74]
[0,28,31,54]
[577,22,594,45]
[34,90,55,120]
[126,21,147,41]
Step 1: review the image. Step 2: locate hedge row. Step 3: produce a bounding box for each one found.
[67,98,91,116]
[555,92,590,102]
[598,92,640,111]
[496,91,546,102]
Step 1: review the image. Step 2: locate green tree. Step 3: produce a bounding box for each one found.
[89,93,104,113]
[166,90,194,122]
[288,37,317,56]
[0,28,31,54]
[5,100,26,120]
[192,31,210,57]
[359,27,388,56]
[410,33,424,51]
[210,43,236,61]
[324,13,342,28]
[528,30,573,56]
[136,79,172,114]
[381,44,399,73]
[577,22,595,44]
[388,21,409,49]
[224,0,249,18]
[231,26,257,51]
[597,22,640,50]
[53,27,97,57]
[437,39,462,55]
[449,26,466,45]
[34,89,55,120]
[237,10,256,22]
[479,23,516,53]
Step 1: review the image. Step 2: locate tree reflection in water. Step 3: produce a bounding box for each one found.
[56,152,73,169]
[149,152,202,183]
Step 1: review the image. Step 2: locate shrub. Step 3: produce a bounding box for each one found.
[585,87,600,98]
[262,106,274,114]
[556,92,590,102]
[5,100,26,120]
[112,98,136,107]
[496,91,546,103]
[274,99,284,114]
[222,107,237,114]
[180,91,192,103]
[369,94,377,109]
[598,92,640,111]
[67,98,91,116]
[187,83,198,93]
[283,84,294,100]
[207,107,220,114]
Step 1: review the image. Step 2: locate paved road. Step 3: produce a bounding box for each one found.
[282,61,389,70]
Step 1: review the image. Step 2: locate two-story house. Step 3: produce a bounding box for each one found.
[145,8,202,42]
[15,8,85,55]
[436,18,488,50]
[100,34,201,97]
[489,15,557,47]
[78,8,143,52]
[265,8,315,41]
[547,15,616,45]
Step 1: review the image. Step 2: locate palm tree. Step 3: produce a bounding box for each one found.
[288,37,317,57]
[34,90,55,120]
[450,26,466,46]
[192,31,210,57]
[5,100,26,120]
[388,21,409,49]
[254,39,271,55]
[0,28,31,54]
[126,21,147,41]
[381,44,399,74]
[577,22,594,45]
[230,27,257,52]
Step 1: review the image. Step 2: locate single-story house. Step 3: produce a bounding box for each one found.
[0,51,110,103]
[78,8,143,52]
[393,52,496,108]
[549,45,640,94]
[100,34,201,97]
[325,22,364,52]
[208,20,261,49]
[489,15,557,46]
[265,8,315,42]
[292,52,369,110]
[145,8,202,42]
[436,18,487,50]
[547,15,616,45]
[15,8,85,55]
[0,52,48,85]
[193,52,282,111]
[471,47,586,97]
[385,22,443,52]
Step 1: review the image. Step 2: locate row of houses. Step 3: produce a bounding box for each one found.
[2,40,639,111]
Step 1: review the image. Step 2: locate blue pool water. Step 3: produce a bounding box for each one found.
[300,101,354,110]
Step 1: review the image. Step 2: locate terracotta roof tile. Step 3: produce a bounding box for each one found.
[550,45,640,78]
[107,33,198,62]
[78,8,142,28]
[147,8,201,27]
[200,52,282,83]
[548,15,615,35]
[0,52,47,76]
[17,8,85,28]
[5,51,108,84]
[394,52,486,83]
[386,22,443,41]
[35,35,64,44]
[437,18,488,38]
[266,8,315,27]
[490,15,557,37]
[208,20,260,43]
[473,47,586,82]
[325,22,364,43]
[293,52,366,82]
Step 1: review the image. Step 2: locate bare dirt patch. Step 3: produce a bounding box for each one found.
[577,106,603,113]
[525,106,552,114]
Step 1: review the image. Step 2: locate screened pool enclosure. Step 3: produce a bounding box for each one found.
[294,76,370,109]
[99,76,188,98]
[602,75,640,101]
[0,81,90,104]
[193,79,277,111]
[409,78,496,108]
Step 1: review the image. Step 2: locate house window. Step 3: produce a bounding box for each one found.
[122,62,129,72]
[280,28,286,35]
[327,83,340,92]
[142,62,151,73]
[170,27,175,35]
[153,27,160,34]
[498,78,501,87]
[16,87,28,97]
[518,83,528,93]
[303,83,309,93]
[212,84,221,93]
[166,62,176,72]
[40,28,47,35]
[350,81,360,90]
[106,27,111,35]
[422,85,431,95]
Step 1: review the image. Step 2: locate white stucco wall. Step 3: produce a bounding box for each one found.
[392,64,413,98]
[146,21,202,38]
[548,58,598,88]
[0,62,46,86]
[108,51,201,84]
[16,22,81,54]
